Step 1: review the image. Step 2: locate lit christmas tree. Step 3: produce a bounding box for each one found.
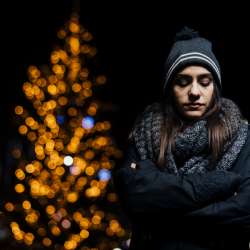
[4,13,130,250]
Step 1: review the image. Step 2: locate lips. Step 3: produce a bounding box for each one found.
[185,103,204,109]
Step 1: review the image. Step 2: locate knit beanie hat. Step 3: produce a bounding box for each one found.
[163,26,221,91]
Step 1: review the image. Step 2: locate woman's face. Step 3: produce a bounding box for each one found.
[172,66,214,120]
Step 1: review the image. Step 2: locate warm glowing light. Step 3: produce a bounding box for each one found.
[67,107,78,116]
[72,83,82,92]
[61,219,71,229]
[80,69,90,80]
[15,183,25,193]
[50,51,60,64]
[83,88,92,97]
[22,200,31,210]
[37,78,47,87]
[24,232,35,245]
[37,228,47,237]
[55,139,64,151]
[69,36,80,55]
[67,192,78,203]
[89,47,97,57]
[82,31,93,41]
[71,234,81,243]
[28,66,41,79]
[87,106,97,116]
[35,145,44,155]
[15,169,25,180]
[45,140,55,152]
[55,166,65,176]
[25,117,35,127]
[15,105,24,115]
[64,240,77,250]
[25,164,35,174]
[116,228,125,237]
[57,81,66,93]
[42,237,52,247]
[8,14,125,250]
[81,44,91,54]
[27,131,37,141]
[73,212,82,222]
[92,215,101,225]
[57,29,66,39]
[76,177,87,189]
[79,218,90,229]
[52,64,65,75]
[84,150,95,160]
[48,75,57,84]
[11,148,22,159]
[51,226,61,236]
[80,229,89,239]
[45,114,57,128]
[106,227,114,236]
[110,220,120,232]
[52,211,63,222]
[46,205,55,215]
[70,166,81,175]
[107,193,118,202]
[47,85,58,95]
[25,212,39,224]
[19,125,28,135]
[5,202,15,212]
[85,186,101,197]
[85,166,95,176]
[101,160,112,169]
[96,75,107,85]
[69,22,80,33]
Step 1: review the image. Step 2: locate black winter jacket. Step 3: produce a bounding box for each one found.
[113,126,250,250]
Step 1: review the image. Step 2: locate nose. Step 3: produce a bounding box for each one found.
[189,81,201,98]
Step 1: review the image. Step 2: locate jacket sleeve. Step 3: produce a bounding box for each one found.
[184,153,250,232]
[113,141,242,217]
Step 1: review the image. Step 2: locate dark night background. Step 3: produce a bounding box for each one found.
[0,1,250,194]
[0,1,249,248]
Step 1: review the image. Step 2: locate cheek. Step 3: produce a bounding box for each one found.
[173,91,182,106]
[173,91,188,111]
[173,88,187,101]
[205,87,214,102]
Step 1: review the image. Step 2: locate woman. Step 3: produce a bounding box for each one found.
[113,27,250,250]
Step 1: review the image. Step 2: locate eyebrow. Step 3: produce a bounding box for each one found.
[177,73,213,78]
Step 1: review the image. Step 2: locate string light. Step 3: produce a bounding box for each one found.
[98,169,111,181]
[81,116,94,129]
[64,155,73,166]
[5,13,125,250]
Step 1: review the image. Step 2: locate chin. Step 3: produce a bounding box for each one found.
[183,111,204,120]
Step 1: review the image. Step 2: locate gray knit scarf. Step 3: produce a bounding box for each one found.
[130,98,249,176]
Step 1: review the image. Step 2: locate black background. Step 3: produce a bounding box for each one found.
[0,3,249,248]
[0,1,250,180]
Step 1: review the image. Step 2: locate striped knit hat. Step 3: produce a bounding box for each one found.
[163,26,221,91]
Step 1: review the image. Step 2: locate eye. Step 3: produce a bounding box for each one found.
[174,75,192,87]
[199,76,213,86]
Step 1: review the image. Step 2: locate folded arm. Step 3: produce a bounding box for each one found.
[113,142,241,217]
[184,165,250,230]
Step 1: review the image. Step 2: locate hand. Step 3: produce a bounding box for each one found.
[130,162,137,170]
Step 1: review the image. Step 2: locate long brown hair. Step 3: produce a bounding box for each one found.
[157,82,233,169]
